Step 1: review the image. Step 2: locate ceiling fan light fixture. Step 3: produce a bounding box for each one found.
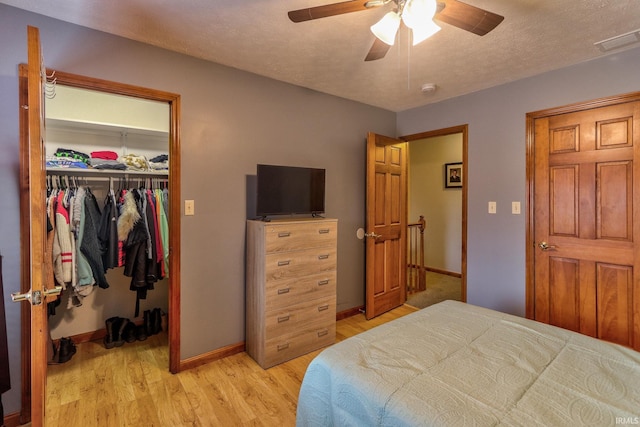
[411,20,441,45]
[371,11,401,45]
[402,0,437,30]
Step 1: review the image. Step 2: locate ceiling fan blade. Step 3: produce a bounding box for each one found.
[364,37,392,61]
[288,1,376,23]
[435,0,504,36]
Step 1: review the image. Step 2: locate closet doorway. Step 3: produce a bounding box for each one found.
[402,125,467,302]
[18,65,181,423]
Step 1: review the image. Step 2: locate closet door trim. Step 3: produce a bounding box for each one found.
[19,67,182,384]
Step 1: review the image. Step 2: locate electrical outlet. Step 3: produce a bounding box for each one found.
[185,200,195,216]
[488,201,497,214]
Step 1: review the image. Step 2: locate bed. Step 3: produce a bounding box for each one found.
[296,300,640,426]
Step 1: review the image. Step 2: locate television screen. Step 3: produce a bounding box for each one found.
[256,164,325,217]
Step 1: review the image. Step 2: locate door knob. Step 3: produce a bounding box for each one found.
[356,228,381,240]
[538,241,557,251]
[11,290,33,304]
[11,286,62,306]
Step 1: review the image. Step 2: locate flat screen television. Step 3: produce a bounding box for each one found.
[256,164,325,217]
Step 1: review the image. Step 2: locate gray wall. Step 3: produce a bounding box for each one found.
[0,4,395,415]
[398,45,640,317]
[408,134,462,274]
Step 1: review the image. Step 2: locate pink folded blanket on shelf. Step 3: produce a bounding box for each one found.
[90,150,118,160]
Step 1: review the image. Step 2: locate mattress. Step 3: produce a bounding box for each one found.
[296,300,640,426]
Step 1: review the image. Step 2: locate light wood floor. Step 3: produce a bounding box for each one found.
[45,304,418,427]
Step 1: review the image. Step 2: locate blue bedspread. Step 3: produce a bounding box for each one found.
[296,300,640,426]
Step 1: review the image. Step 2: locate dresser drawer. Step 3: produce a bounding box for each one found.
[264,221,337,253]
[265,247,336,282]
[265,296,335,337]
[264,322,336,368]
[265,271,336,311]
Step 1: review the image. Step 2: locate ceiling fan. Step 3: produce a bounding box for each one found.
[288,0,504,61]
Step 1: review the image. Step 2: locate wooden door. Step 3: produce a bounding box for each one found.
[365,132,407,319]
[17,26,51,425]
[531,97,640,350]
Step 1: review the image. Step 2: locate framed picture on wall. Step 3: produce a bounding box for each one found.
[445,162,462,188]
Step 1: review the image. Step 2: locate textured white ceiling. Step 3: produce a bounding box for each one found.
[3,0,640,112]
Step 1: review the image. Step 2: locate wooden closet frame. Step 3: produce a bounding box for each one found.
[18,67,182,422]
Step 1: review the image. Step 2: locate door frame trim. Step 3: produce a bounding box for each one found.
[18,67,182,423]
[400,125,468,302]
[525,91,640,320]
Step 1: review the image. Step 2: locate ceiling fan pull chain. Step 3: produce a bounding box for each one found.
[407,29,411,91]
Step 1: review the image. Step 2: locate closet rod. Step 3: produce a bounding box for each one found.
[46,169,167,176]
[46,175,168,180]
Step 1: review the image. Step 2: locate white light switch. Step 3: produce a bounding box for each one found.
[185,200,195,216]
[512,201,521,215]
[488,201,497,214]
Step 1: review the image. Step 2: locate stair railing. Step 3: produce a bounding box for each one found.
[407,215,426,294]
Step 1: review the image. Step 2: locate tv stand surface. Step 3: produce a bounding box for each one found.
[254,215,326,222]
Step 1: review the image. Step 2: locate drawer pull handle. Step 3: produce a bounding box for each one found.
[318,229,330,234]
[318,254,329,260]
[277,343,289,351]
[278,260,291,266]
[277,288,290,294]
[318,304,329,312]
[317,329,329,337]
[278,232,291,238]
[318,280,329,286]
[278,315,290,323]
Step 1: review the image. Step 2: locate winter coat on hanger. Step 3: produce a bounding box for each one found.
[121,189,160,315]
[99,192,119,270]
[73,188,96,288]
[52,191,73,287]
[80,188,109,289]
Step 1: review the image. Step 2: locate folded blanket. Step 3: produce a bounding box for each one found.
[46,157,88,169]
[150,154,168,163]
[149,160,169,170]
[89,158,127,170]
[54,148,90,165]
[120,154,150,171]
[91,150,118,161]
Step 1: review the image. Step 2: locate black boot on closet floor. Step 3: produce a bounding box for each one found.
[103,317,118,349]
[151,308,162,335]
[122,319,137,343]
[56,337,77,363]
[143,310,153,336]
[113,317,127,347]
[136,323,148,341]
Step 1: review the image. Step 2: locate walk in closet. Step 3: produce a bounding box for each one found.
[18,28,181,423]
[44,84,170,352]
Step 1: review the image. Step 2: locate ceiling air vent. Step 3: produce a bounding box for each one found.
[594,29,640,52]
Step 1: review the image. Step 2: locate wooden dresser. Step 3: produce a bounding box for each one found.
[246,218,337,369]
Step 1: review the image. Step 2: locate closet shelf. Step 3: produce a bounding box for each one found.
[46,118,169,139]
[46,168,168,177]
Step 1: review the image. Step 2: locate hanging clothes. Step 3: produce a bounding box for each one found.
[122,188,158,316]
[155,188,169,277]
[52,190,73,287]
[80,188,109,289]
[99,190,119,271]
[69,186,96,307]
[145,189,162,280]
[44,175,168,316]
[46,190,62,315]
